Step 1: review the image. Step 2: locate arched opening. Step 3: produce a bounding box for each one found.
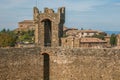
[42,19,52,47]
[42,53,50,80]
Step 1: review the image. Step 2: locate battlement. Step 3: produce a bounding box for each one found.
[43,7,65,14]
[58,7,65,14]
[34,7,65,14]
[44,7,54,13]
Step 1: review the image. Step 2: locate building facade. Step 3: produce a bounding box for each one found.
[61,36,107,48]
[117,34,120,46]
[16,20,35,31]
[104,36,111,47]
[65,29,106,38]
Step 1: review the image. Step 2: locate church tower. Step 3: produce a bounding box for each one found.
[33,7,65,47]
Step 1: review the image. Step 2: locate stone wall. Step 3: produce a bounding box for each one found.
[0,47,43,80]
[0,47,120,80]
[46,48,120,80]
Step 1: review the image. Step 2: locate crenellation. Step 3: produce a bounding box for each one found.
[58,7,65,14]
[44,7,54,13]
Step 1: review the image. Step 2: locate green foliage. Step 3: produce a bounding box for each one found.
[81,28,84,30]
[1,28,6,33]
[110,34,117,46]
[92,34,105,40]
[0,29,17,47]
[0,28,34,47]
[62,33,68,38]
[17,30,34,43]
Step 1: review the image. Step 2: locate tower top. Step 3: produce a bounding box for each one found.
[33,7,65,47]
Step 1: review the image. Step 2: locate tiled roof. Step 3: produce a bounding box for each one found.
[78,30,102,33]
[65,29,104,36]
[19,20,33,24]
[117,34,120,37]
[81,38,107,43]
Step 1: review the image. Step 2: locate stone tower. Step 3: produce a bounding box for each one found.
[33,7,65,47]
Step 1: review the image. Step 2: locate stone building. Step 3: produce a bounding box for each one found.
[104,36,111,47]
[33,7,65,47]
[61,36,107,48]
[80,38,107,48]
[65,29,106,38]
[117,34,120,46]
[16,20,35,31]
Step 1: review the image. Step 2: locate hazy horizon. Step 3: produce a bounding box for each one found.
[0,0,120,31]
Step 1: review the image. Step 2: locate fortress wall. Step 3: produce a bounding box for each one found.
[0,47,43,80]
[0,47,120,80]
[44,48,120,80]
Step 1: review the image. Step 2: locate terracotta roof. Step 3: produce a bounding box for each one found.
[81,38,107,43]
[78,30,101,33]
[19,20,33,24]
[117,34,120,36]
[24,20,33,22]
[63,26,68,31]
[65,29,104,36]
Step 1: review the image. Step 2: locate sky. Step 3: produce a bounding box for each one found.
[0,0,120,31]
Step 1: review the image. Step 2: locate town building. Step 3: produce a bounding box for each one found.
[16,20,35,31]
[65,29,106,38]
[104,36,111,47]
[117,34,120,46]
[61,36,107,48]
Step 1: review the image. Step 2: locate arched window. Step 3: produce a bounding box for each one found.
[42,19,52,47]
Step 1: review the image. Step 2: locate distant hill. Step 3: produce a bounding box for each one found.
[105,31,120,35]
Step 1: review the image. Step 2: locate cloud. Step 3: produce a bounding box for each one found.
[37,0,106,12]
[114,2,120,6]
[0,0,106,12]
[0,0,120,31]
[0,0,34,9]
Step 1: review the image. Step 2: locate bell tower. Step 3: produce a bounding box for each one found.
[33,7,65,47]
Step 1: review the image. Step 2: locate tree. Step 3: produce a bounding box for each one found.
[81,28,84,30]
[1,28,6,33]
[110,34,117,46]
[92,34,105,40]
[0,29,17,47]
[0,32,16,47]
[17,30,34,43]
[7,29,10,33]
[0,29,35,47]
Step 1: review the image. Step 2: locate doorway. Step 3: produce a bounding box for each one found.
[42,53,50,80]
